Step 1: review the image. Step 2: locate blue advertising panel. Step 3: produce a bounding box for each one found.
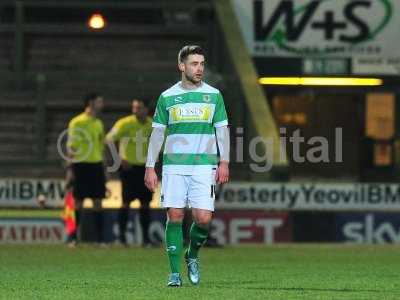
[336,213,400,244]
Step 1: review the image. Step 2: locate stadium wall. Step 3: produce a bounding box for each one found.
[2,209,400,245]
[2,179,400,244]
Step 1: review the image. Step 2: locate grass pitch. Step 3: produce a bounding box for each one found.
[0,244,399,300]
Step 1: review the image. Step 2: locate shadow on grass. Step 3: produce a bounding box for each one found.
[209,282,389,294]
[244,287,385,293]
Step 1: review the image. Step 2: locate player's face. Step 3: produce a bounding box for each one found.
[180,54,205,84]
[132,100,147,118]
[92,97,104,114]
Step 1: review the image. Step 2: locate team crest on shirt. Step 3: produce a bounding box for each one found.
[203,95,211,102]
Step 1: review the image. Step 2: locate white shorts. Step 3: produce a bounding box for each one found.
[160,171,216,211]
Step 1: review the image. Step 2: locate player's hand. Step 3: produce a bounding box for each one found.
[215,161,229,184]
[144,167,158,192]
[121,159,130,171]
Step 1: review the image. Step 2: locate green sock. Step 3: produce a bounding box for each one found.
[187,222,209,259]
[165,222,183,274]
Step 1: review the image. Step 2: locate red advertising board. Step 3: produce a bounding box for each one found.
[0,219,65,243]
[0,211,291,245]
[211,211,292,244]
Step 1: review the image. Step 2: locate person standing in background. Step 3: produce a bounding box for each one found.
[106,99,154,246]
[67,93,106,245]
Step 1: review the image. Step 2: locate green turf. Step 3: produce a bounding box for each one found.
[0,244,400,300]
[0,209,61,218]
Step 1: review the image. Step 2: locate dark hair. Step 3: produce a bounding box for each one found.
[83,92,101,108]
[132,98,147,107]
[178,45,204,63]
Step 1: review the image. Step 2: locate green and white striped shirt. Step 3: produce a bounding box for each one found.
[153,81,228,175]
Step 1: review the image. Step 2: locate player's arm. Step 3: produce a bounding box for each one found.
[216,126,230,184]
[213,92,230,184]
[144,95,168,191]
[144,127,165,191]
[105,119,123,145]
[66,119,79,163]
[105,120,128,170]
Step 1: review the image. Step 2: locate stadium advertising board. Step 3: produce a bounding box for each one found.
[84,210,291,245]
[0,178,65,207]
[2,178,400,211]
[0,179,160,209]
[232,0,400,74]
[211,211,291,244]
[215,182,400,211]
[0,219,64,244]
[101,209,166,245]
[336,213,400,244]
[292,212,336,242]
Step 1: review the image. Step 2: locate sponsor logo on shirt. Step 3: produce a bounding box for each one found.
[170,105,211,122]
